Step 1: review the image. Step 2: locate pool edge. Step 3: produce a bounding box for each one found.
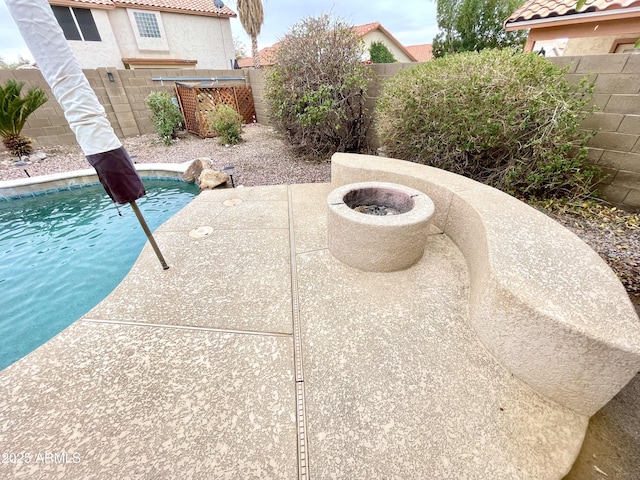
[0,162,192,200]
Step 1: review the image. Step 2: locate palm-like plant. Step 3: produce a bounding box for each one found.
[236,0,264,69]
[0,79,47,157]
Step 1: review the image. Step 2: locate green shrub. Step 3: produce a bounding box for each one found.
[265,14,372,158]
[0,79,47,157]
[369,41,396,63]
[375,49,599,201]
[207,104,243,145]
[145,91,183,145]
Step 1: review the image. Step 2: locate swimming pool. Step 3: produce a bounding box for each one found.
[0,179,199,370]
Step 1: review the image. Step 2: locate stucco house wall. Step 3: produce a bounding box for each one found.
[563,34,640,55]
[505,0,640,55]
[49,1,236,70]
[108,9,235,70]
[67,9,123,69]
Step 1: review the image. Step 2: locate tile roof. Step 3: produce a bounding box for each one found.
[353,22,382,36]
[49,0,116,7]
[237,43,280,68]
[406,43,433,62]
[49,0,236,17]
[506,0,640,25]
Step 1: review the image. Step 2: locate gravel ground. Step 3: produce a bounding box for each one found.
[2,122,639,478]
[0,124,331,186]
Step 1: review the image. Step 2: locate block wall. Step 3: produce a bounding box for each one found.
[0,68,250,147]
[551,54,640,208]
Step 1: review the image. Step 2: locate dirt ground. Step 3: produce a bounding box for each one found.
[565,367,640,479]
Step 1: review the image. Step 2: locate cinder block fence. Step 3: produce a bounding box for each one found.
[1,54,639,208]
[555,54,640,207]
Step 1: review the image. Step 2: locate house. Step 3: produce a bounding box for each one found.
[238,21,418,68]
[48,0,237,69]
[406,44,433,62]
[353,22,418,63]
[505,0,640,55]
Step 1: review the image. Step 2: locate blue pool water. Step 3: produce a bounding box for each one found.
[0,180,199,370]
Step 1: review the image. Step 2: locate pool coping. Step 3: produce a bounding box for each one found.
[0,162,192,200]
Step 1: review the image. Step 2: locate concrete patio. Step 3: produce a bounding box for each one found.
[2,153,639,479]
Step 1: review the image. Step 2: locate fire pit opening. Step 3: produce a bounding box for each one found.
[343,186,414,216]
[327,182,435,272]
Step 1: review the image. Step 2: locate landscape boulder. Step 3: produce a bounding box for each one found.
[198,169,229,190]
[183,157,213,183]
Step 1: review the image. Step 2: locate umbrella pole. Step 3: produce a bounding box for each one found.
[130,200,169,270]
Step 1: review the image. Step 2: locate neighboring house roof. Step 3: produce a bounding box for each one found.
[352,22,382,36]
[406,43,433,62]
[237,43,280,68]
[505,0,640,28]
[238,22,418,68]
[49,0,236,17]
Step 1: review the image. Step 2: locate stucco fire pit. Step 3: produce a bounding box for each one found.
[327,181,435,272]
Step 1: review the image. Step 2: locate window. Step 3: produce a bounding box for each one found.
[51,6,101,42]
[133,12,161,38]
[127,9,169,52]
[611,38,640,54]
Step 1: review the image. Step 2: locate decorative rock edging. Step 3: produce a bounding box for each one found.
[331,152,640,417]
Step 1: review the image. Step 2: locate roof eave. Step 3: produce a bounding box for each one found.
[49,0,115,10]
[505,6,640,30]
[112,2,236,18]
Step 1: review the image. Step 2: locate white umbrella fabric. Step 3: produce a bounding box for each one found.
[5,0,169,269]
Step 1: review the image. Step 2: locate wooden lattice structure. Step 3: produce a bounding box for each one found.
[174,83,257,138]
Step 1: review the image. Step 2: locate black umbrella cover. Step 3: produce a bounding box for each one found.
[87,146,146,204]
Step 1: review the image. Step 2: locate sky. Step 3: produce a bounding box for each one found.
[0,0,438,63]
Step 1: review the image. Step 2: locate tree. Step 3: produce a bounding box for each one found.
[233,36,248,60]
[0,55,34,70]
[265,14,372,158]
[369,41,396,63]
[0,79,47,157]
[236,0,264,68]
[432,0,527,58]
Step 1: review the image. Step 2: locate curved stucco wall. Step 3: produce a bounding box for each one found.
[331,152,640,416]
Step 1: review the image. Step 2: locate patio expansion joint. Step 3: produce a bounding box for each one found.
[297,247,328,256]
[81,318,292,338]
[287,185,310,480]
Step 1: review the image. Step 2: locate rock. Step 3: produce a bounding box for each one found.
[198,169,229,190]
[183,157,213,183]
[31,152,47,161]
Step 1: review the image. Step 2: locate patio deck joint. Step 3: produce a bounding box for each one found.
[288,185,310,480]
[81,318,292,338]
